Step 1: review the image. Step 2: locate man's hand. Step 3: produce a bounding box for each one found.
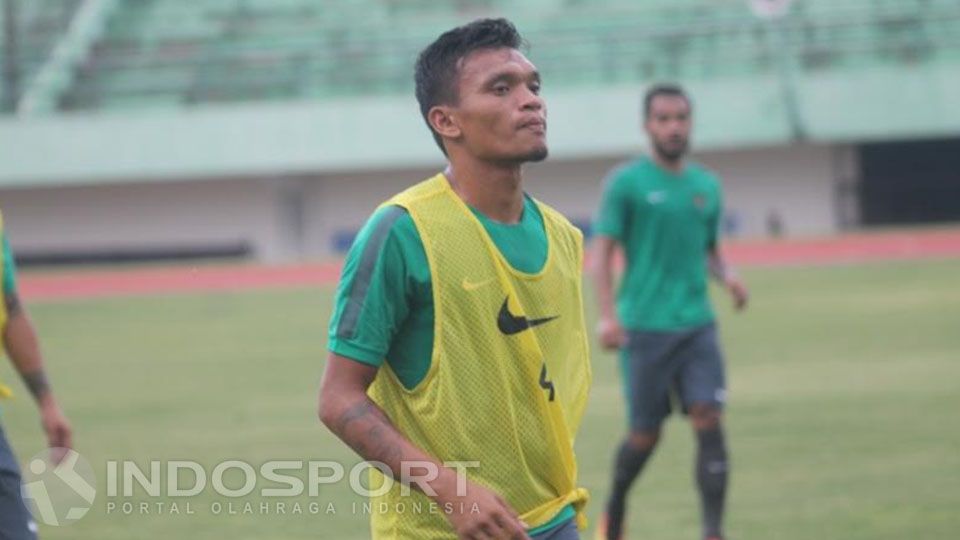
[320,353,530,538]
[39,398,72,463]
[725,277,749,311]
[597,315,626,351]
[436,474,530,540]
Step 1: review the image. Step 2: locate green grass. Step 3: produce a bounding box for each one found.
[2,258,959,539]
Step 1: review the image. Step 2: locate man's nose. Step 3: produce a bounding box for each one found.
[520,88,543,111]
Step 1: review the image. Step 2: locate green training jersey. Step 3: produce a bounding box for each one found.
[328,193,547,390]
[2,234,17,296]
[594,156,722,331]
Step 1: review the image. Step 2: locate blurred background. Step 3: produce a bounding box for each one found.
[1,0,959,262]
[0,1,959,539]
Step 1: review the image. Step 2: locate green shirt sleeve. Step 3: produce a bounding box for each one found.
[327,205,422,367]
[593,167,630,241]
[2,234,17,296]
[707,175,723,250]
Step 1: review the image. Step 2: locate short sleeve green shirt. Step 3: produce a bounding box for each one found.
[327,194,548,390]
[594,157,722,331]
[2,234,17,296]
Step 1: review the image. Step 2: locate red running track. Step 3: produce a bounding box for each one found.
[19,227,960,302]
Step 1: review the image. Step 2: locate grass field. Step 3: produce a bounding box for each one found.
[2,258,959,539]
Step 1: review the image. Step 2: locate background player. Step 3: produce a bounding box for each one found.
[592,84,748,540]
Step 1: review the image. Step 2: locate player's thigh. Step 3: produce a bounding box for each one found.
[0,428,37,540]
[530,518,580,540]
[621,330,679,432]
[675,323,727,412]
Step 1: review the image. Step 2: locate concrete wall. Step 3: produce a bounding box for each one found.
[0,143,845,263]
[526,144,845,239]
[0,178,289,262]
[697,144,849,238]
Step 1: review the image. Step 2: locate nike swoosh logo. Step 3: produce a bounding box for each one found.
[647,191,667,204]
[462,277,496,291]
[497,297,559,335]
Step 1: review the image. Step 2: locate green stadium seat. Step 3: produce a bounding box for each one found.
[22,0,955,112]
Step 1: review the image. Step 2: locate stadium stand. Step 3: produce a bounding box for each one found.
[2,0,956,113]
[0,0,82,109]
[2,0,960,263]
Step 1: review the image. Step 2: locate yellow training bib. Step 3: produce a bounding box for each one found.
[366,174,591,539]
[0,210,13,398]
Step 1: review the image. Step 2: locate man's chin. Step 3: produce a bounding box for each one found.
[655,145,687,163]
[522,145,549,163]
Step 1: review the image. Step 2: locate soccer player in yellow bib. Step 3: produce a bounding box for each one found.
[0,211,73,539]
[319,18,591,540]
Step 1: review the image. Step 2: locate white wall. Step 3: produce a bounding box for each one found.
[0,178,289,262]
[697,144,846,238]
[0,143,846,264]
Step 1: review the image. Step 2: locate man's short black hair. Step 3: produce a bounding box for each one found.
[643,83,691,119]
[414,18,524,155]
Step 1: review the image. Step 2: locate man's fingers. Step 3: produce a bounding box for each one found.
[49,445,68,465]
[462,524,492,540]
[59,424,73,450]
[599,329,625,351]
[492,504,528,539]
[472,517,509,540]
[477,522,499,540]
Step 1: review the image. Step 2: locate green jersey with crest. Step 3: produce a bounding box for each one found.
[594,156,723,331]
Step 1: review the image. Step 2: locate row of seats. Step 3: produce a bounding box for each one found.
[0,0,82,109]
[9,0,960,111]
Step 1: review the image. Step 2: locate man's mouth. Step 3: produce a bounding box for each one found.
[520,119,547,133]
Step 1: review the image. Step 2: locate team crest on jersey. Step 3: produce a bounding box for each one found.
[692,194,707,210]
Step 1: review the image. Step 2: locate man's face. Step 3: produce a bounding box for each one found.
[442,48,547,163]
[644,94,691,162]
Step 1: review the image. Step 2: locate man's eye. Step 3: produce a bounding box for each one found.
[493,85,510,95]
[529,82,541,94]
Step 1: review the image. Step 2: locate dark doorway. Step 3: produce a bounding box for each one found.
[859,137,960,226]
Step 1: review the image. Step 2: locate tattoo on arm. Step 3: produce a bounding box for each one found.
[4,291,22,316]
[335,399,403,468]
[22,370,50,401]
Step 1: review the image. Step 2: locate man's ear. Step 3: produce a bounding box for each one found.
[428,105,462,142]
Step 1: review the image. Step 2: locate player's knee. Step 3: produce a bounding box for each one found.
[626,430,660,451]
[689,402,722,430]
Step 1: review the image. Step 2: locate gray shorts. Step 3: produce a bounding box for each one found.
[531,518,579,540]
[619,322,726,432]
[0,425,37,540]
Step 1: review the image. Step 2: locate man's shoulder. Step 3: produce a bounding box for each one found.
[533,199,580,237]
[358,205,421,250]
[686,161,722,187]
[598,160,649,204]
[386,173,448,209]
[605,158,649,184]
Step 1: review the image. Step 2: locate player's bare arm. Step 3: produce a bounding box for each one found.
[593,235,626,350]
[707,248,748,311]
[318,353,530,540]
[2,290,73,460]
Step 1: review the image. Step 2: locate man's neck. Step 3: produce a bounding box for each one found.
[652,151,685,174]
[444,160,525,224]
